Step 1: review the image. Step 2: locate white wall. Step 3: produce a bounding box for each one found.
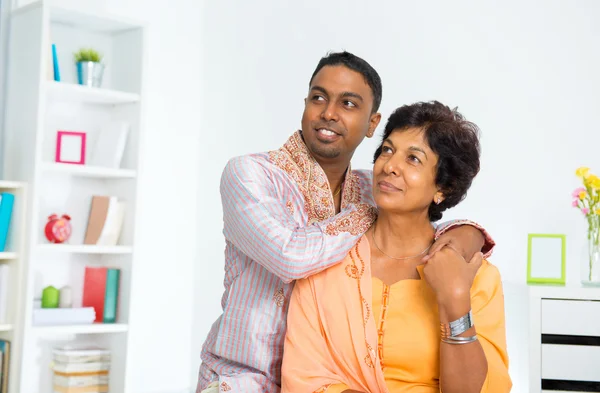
[101,1,202,392]
[9,0,202,392]
[194,1,600,392]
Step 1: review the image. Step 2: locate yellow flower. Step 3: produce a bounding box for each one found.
[576,166,590,178]
[596,208,600,215]
[579,191,587,200]
[585,174,600,189]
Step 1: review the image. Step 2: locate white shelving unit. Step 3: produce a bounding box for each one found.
[0,182,27,393]
[2,2,146,393]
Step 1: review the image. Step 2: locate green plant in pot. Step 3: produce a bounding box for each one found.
[74,48,105,88]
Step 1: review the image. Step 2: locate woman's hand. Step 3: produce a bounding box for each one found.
[422,246,483,321]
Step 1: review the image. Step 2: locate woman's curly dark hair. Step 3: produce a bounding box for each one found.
[373,101,481,222]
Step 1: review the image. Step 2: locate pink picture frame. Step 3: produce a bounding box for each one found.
[56,131,86,165]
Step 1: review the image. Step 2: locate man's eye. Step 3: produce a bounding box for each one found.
[343,100,356,108]
[312,95,325,101]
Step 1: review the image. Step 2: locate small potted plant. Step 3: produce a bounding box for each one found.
[74,48,105,88]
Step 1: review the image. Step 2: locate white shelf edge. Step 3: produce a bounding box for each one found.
[0,324,13,332]
[42,162,137,179]
[32,323,129,335]
[0,252,18,260]
[37,244,133,254]
[0,181,25,189]
[46,81,141,104]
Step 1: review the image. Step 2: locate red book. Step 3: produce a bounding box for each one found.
[82,267,107,323]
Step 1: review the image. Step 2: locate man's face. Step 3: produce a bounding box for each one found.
[301,65,381,164]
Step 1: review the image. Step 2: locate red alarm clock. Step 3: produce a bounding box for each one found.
[44,214,72,243]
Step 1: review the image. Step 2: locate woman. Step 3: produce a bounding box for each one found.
[281,101,511,393]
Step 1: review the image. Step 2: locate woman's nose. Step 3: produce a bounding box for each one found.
[384,156,402,176]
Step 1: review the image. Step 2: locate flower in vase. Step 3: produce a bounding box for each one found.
[573,187,586,198]
[576,166,590,178]
[571,166,599,216]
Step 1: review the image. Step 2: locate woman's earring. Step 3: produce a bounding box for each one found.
[436,197,441,205]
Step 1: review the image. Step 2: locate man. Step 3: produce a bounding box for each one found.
[197,51,494,393]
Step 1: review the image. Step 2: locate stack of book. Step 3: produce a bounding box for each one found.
[51,345,110,393]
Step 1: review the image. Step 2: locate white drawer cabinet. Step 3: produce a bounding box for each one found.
[529,287,600,392]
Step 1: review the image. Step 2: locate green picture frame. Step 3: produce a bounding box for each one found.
[526,233,566,285]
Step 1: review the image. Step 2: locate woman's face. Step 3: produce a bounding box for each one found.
[372,127,442,215]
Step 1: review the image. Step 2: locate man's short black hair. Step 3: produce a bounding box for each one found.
[309,51,382,113]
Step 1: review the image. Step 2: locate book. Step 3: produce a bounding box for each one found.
[53,346,110,364]
[0,193,14,252]
[82,267,120,323]
[52,43,61,82]
[0,340,10,393]
[83,196,125,246]
[32,308,95,326]
[103,269,120,323]
[53,384,108,393]
[89,122,130,169]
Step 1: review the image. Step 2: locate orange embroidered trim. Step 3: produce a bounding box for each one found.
[268,131,368,228]
[348,239,375,368]
[377,284,390,370]
[273,288,285,307]
[220,382,231,391]
[324,204,377,236]
[268,132,335,224]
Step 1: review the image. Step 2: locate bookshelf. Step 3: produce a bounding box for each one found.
[33,323,129,336]
[0,182,27,393]
[2,2,146,393]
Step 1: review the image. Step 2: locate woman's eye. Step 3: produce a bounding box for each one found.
[381,146,393,154]
[408,154,421,164]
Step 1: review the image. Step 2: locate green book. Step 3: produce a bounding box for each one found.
[103,268,120,323]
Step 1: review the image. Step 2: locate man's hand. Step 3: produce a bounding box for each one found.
[422,225,484,263]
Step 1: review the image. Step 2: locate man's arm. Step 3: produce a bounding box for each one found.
[221,155,375,284]
[427,219,496,262]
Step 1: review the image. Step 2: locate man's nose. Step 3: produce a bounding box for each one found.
[321,102,339,122]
